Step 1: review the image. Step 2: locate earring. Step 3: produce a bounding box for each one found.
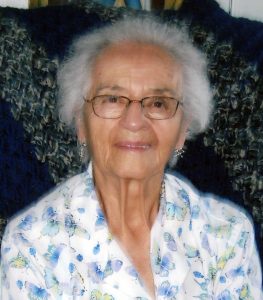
[79,142,87,162]
[174,148,185,157]
[168,148,185,168]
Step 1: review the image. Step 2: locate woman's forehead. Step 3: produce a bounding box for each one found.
[89,42,182,95]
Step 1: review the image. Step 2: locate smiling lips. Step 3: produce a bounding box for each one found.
[115,141,151,151]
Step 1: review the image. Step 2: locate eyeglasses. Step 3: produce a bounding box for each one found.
[84,95,182,120]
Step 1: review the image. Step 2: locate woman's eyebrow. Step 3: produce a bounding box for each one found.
[148,88,177,96]
[94,86,177,97]
[95,85,124,94]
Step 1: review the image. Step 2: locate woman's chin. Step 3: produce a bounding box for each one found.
[92,151,165,180]
[108,158,162,180]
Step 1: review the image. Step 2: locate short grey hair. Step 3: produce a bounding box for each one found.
[57,16,213,138]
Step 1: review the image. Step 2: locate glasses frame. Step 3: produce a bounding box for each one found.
[84,95,183,120]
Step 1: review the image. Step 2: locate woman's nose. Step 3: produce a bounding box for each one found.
[119,101,148,132]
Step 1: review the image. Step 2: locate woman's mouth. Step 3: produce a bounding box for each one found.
[115,141,151,151]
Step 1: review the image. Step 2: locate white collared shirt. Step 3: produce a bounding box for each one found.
[1,163,262,299]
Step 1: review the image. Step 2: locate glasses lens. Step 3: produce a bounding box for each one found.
[92,95,127,118]
[143,96,178,119]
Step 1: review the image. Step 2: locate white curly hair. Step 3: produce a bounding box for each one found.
[57,16,213,139]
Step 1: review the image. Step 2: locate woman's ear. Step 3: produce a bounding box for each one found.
[175,117,190,149]
[76,116,86,143]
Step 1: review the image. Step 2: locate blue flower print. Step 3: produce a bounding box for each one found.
[41,207,60,237]
[88,262,106,283]
[203,224,232,239]
[193,272,210,293]
[60,185,72,209]
[29,247,36,257]
[83,176,94,196]
[194,278,210,291]
[76,254,83,262]
[193,271,204,279]
[41,219,60,237]
[88,259,123,284]
[65,214,90,239]
[95,208,106,230]
[216,289,231,300]
[69,262,76,274]
[90,289,114,300]
[65,214,77,236]
[238,231,249,249]
[13,232,30,245]
[165,202,186,221]
[18,215,37,231]
[44,244,66,268]
[78,207,85,214]
[93,242,100,255]
[201,232,215,257]
[193,293,210,300]
[44,268,67,297]
[16,280,23,290]
[25,282,49,300]
[226,266,245,279]
[44,267,59,289]
[183,244,200,258]
[163,232,177,251]
[177,227,182,237]
[217,247,235,270]
[157,280,178,299]
[10,251,29,269]
[191,205,200,219]
[126,265,142,285]
[178,189,190,208]
[105,259,123,273]
[238,284,253,300]
[42,207,57,220]
[153,251,175,277]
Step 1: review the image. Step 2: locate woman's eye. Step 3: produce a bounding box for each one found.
[153,100,164,108]
[107,96,119,103]
[151,97,167,108]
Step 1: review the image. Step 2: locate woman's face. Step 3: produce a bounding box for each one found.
[78,42,188,180]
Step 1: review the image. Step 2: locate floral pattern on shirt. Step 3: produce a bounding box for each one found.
[1,164,262,299]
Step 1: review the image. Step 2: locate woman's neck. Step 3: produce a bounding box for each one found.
[92,163,162,298]
[92,163,163,234]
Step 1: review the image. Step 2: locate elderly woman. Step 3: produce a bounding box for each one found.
[1,17,262,299]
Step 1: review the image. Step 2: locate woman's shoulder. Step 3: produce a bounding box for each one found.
[165,171,260,274]
[165,170,255,235]
[164,171,262,297]
[2,171,90,240]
